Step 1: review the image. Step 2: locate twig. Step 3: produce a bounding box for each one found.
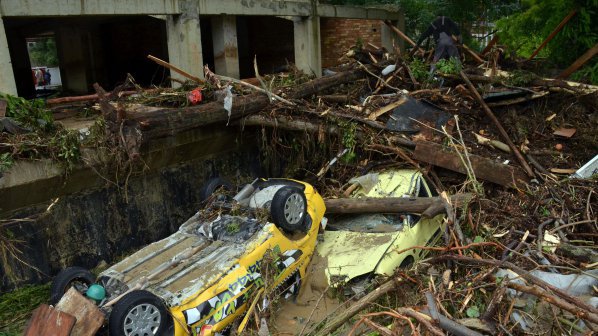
[298,286,329,336]
[459,70,535,178]
[147,54,203,83]
[506,282,598,325]
[214,73,295,106]
[434,255,598,315]
[356,61,402,91]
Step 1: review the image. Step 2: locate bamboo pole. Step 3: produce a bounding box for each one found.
[528,10,577,61]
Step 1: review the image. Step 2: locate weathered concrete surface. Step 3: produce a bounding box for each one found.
[0,126,262,291]
[0,0,402,20]
[0,0,180,16]
[166,1,204,83]
[0,16,17,95]
[294,16,321,76]
[212,15,240,79]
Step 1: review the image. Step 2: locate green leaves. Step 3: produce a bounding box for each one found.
[466,305,481,318]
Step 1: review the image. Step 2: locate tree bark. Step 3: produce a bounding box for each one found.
[413,140,530,188]
[124,66,370,142]
[324,193,472,217]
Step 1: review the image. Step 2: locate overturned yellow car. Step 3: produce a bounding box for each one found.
[50,178,326,336]
[317,169,445,285]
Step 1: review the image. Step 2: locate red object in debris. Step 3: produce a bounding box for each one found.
[187,88,203,105]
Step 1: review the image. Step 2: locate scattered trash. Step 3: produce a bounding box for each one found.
[553,127,577,138]
[571,154,598,178]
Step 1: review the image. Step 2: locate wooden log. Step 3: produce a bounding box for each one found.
[324,193,472,217]
[557,43,598,79]
[126,66,370,141]
[528,10,577,61]
[459,71,535,178]
[55,288,105,336]
[24,304,76,336]
[319,94,353,104]
[413,141,529,188]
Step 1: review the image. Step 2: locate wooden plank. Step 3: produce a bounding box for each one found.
[528,10,577,61]
[413,141,529,188]
[24,304,76,336]
[481,35,499,56]
[383,20,425,53]
[55,288,105,336]
[557,43,598,79]
[367,96,408,120]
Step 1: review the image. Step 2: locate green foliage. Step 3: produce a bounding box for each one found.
[496,0,598,83]
[466,305,481,318]
[50,129,82,170]
[409,58,430,83]
[340,121,358,163]
[0,153,13,173]
[0,283,50,335]
[0,93,53,130]
[435,57,462,74]
[0,93,82,171]
[27,38,58,67]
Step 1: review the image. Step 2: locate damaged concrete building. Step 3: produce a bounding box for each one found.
[0,0,403,97]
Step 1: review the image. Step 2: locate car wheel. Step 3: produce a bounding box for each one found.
[399,256,415,268]
[199,177,233,202]
[271,187,308,233]
[50,266,95,304]
[109,290,171,336]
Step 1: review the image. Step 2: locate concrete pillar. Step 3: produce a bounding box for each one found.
[166,2,203,85]
[0,16,18,96]
[211,15,239,79]
[294,16,321,76]
[381,20,400,53]
[56,26,89,94]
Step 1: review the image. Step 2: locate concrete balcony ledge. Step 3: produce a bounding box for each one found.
[0,0,401,19]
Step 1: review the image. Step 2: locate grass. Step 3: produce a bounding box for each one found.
[0,283,50,335]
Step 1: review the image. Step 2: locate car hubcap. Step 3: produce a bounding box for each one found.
[123,303,161,336]
[284,193,305,224]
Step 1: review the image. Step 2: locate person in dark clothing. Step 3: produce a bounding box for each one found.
[414,16,462,73]
[44,70,51,86]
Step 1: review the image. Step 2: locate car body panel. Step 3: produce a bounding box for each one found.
[99,179,326,336]
[316,170,443,285]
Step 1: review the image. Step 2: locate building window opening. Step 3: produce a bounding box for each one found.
[26,34,61,96]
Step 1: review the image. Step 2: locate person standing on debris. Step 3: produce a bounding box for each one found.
[414,15,462,74]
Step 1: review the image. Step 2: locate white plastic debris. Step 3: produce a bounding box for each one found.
[381,64,397,76]
[348,173,379,194]
[571,154,598,179]
[223,85,233,124]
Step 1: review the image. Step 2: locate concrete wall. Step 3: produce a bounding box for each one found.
[320,18,383,68]
[0,126,262,291]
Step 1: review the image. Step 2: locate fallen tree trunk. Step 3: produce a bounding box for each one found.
[324,193,472,218]
[239,114,416,149]
[413,141,529,188]
[124,66,370,141]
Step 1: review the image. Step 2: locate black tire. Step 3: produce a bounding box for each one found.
[399,255,415,269]
[50,266,95,304]
[199,177,233,202]
[109,290,171,336]
[271,187,309,233]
